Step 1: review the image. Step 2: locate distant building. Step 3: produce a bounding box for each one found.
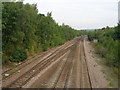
[118,1,120,22]
[93,39,98,43]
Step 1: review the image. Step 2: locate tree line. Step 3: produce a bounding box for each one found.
[2,2,81,64]
[87,24,120,68]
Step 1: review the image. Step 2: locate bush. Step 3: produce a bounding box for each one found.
[42,44,48,51]
[95,44,107,57]
[9,49,27,62]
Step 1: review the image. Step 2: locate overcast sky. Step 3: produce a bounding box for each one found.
[24,0,119,30]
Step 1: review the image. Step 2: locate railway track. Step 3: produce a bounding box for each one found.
[80,40,92,88]
[53,41,77,88]
[2,39,76,88]
[2,37,93,88]
[25,42,76,88]
[2,48,58,79]
[27,37,92,88]
[2,40,75,75]
[2,46,59,75]
[2,46,61,80]
[52,39,92,88]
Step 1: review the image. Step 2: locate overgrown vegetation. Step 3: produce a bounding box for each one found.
[2,2,82,64]
[87,24,120,68]
[9,49,27,62]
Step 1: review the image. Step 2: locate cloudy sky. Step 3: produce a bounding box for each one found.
[24,0,119,30]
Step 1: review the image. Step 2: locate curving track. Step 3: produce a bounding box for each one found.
[2,36,92,88]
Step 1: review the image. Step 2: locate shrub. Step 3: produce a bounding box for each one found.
[95,44,107,57]
[9,48,27,62]
[42,45,48,51]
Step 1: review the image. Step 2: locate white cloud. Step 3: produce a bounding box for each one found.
[24,0,119,29]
